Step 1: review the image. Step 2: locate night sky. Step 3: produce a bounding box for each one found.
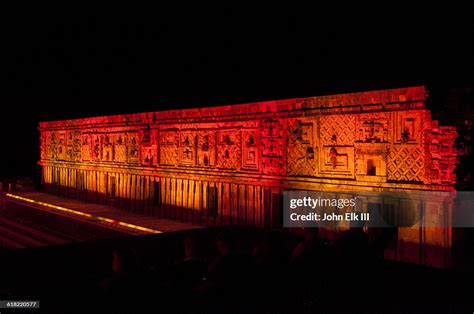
[3,7,473,181]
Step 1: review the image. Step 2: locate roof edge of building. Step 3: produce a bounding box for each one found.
[39,86,427,129]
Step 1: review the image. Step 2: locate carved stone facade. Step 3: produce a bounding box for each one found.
[38,86,458,268]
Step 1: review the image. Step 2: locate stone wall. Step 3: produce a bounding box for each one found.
[38,86,458,267]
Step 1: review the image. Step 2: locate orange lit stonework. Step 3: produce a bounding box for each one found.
[38,86,457,267]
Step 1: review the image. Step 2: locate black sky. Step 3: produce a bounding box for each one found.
[2,6,473,180]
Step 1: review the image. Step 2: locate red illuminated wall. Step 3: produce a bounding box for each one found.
[38,86,458,267]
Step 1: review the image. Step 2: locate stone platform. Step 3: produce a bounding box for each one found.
[2,191,202,235]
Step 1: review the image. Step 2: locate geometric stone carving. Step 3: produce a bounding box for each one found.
[179,132,196,166]
[355,144,388,180]
[48,132,58,160]
[387,146,425,182]
[81,134,91,161]
[140,126,156,166]
[197,131,216,168]
[37,86,459,269]
[261,119,285,175]
[287,119,317,176]
[320,115,356,145]
[40,133,47,160]
[216,130,241,170]
[92,135,101,161]
[356,113,390,143]
[114,134,127,163]
[318,115,356,178]
[127,133,140,164]
[430,125,457,185]
[141,145,154,167]
[39,87,457,189]
[71,131,82,162]
[242,130,259,171]
[57,133,67,161]
[394,111,421,144]
[319,146,355,178]
[101,134,113,162]
[159,131,178,166]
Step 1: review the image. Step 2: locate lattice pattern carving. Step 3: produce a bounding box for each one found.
[320,115,356,145]
[261,157,285,175]
[159,131,178,166]
[114,134,127,163]
[81,135,91,161]
[40,133,47,160]
[387,146,425,182]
